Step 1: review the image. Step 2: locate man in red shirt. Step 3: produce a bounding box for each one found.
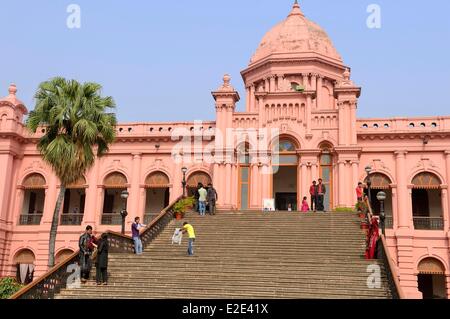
[309,181,317,212]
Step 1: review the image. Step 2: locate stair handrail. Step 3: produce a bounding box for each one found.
[140,196,182,247]
[378,235,406,299]
[10,196,181,299]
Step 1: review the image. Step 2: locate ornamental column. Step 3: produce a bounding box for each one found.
[338,160,346,207]
[246,86,250,112]
[301,163,308,208]
[269,76,276,93]
[395,151,410,229]
[130,153,142,218]
[316,76,323,109]
[306,95,312,136]
[249,84,256,112]
[351,161,359,203]
[251,163,259,208]
[302,74,309,90]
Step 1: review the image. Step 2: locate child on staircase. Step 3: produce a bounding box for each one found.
[301,196,310,212]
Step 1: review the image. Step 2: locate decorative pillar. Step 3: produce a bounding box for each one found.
[225,163,232,208]
[302,74,309,90]
[445,151,450,226]
[338,160,346,207]
[301,163,308,207]
[351,161,359,203]
[338,102,345,145]
[231,163,237,210]
[316,76,322,109]
[130,153,142,219]
[251,163,259,208]
[84,158,100,225]
[441,187,449,230]
[249,85,255,113]
[350,102,357,145]
[246,86,250,112]
[312,162,318,183]
[395,151,410,229]
[269,76,276,93]
[306,95,312,136]
[264,78,270,92]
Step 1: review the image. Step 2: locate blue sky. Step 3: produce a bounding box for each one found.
[0,0,449,122]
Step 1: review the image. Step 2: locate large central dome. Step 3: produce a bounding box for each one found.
[250,2,343,65]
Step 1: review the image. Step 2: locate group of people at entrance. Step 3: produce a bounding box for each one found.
[193,183,218,216]
[304,179,327,212]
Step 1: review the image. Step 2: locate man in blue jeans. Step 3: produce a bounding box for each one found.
[131,217,146,254]
[198,185,208,216]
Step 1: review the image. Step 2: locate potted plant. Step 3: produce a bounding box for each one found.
[173,200,186,220]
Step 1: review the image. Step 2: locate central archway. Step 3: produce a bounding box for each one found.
[186,171,212,197]
[272,137,299,211]
[144,171,171,224]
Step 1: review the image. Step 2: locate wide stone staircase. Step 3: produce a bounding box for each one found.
[56,211,392,299]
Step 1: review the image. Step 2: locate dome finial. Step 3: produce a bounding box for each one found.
[289,0,304,17]
[8,83,17,96]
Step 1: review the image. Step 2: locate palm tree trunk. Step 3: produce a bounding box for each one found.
[48,185,66,268]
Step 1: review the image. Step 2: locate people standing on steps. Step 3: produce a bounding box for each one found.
[194,183,202,212]
[356,182,364,211]
[132,217,146,255]
[95,233,109,285]
[309,181,317,212]
[198,184,208,216]
[301,196,310,212]
[79,225,94,283]
[316,179,326,212]
[181,222,196,256]
[206,183,218,215]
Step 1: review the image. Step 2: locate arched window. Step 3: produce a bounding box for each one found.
[144,172,171,224]
[55,249,75,265]
[20,173,46,225]
[365,173,393,228]
[417,258,447,299]
[61,176,87,226]
[14,249,35,284]
[237,143,251,164]
[411,172,443,230]
[101,172,128,225]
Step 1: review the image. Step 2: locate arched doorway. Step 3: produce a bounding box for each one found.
[319,144,333,211]
[365,173,393,228]
[20,173,46,225]
[237,143,251,210]
[144,171,171,224]
[13,249,35,284]
[55,249,75,265]
[272,138,298,211]
[186,171,212,197]
[61,176,87,225]
[101,172,128,225]
[411,172,444,230]
[417,258,447,299]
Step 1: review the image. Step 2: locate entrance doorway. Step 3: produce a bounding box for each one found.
[273,166,298,211]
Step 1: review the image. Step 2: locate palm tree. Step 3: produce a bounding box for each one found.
[26,77,117,268]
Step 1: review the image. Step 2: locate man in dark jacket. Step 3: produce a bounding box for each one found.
[79,225,94,283]
[194,183,202,212]
[206,183,218,215]
[95,233,109,285]
[316,179,327,212]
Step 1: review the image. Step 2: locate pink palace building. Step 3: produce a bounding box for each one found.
[0,2,449,299]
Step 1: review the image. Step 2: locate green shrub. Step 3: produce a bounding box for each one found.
[334,207,355,213]
[0,277,23,299]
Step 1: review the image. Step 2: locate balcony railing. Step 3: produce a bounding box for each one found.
[413,216,444,230]
[101,214,122,225]
[60,214,84,225]
[19,214,43,225]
